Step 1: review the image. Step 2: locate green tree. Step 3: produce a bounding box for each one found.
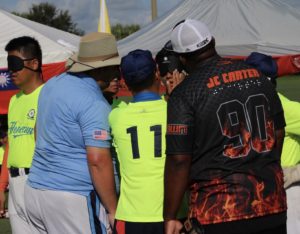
[112,24,140,40]
[13,3,84,35]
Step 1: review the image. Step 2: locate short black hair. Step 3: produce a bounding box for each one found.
[126,73,155,93]
[5,36,42,72]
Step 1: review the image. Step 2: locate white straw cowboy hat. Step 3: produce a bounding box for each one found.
[66,32,120,73]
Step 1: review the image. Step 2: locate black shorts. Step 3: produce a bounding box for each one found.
[113,220,164,234]
[202,212,286,234]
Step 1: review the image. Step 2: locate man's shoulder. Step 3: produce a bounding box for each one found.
[112,98,127,109]
[9,93,18,102]
[170,75,206,105]
[110,104,128,119]
[8,90,25,108]
[43,73,102,102]
[43,73,75,88]
[109,100,166,123]
[129,99,167,110]
[278,93,290,103]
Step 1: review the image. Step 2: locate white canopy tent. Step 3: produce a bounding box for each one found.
[0,9,81,114]
[118,0,300,57]
[0,9,80,68]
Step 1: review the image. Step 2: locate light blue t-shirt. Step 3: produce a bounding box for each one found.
[28,73,111,196]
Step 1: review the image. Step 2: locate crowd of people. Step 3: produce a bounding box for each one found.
[0,18,299,234]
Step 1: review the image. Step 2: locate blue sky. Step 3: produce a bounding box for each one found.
[0,0,182,33]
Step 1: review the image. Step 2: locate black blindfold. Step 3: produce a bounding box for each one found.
[7,55,39,72]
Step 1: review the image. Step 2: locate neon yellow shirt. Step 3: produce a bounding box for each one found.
[279,93,300,167]
[109,99,167,222]
[0,146,4,165]
[8,85,43,168]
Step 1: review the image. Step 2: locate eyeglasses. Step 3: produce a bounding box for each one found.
[7,55,36,72]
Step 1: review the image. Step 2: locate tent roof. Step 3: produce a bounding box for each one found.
[118,0,300,57]
[0,9,80,68]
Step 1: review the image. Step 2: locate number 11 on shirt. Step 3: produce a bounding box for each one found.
[126,125,162,159]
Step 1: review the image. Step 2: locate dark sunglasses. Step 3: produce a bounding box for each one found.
[7,55,36,72]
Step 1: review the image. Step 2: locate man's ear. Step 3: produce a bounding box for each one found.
[179,56,186,66]
[155,68,160,81]
[32,58,40,71]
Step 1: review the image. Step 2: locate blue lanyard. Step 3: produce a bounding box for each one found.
[132,91,161,103]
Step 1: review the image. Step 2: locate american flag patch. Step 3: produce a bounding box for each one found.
[93,130,108,140]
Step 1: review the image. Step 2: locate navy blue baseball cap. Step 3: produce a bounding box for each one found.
[245,52,278,79]
[121,49,156,85]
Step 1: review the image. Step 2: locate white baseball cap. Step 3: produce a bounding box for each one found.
[171,19,212,53]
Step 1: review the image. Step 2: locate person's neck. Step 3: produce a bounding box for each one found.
[186,50,218,72]
[131,86,159,97]
[21,76,43,95]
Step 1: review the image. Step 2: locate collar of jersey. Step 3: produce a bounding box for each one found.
[132,91,161,103]
[196,55,221,68]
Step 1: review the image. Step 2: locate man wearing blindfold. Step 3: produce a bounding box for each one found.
[2,36,43,234]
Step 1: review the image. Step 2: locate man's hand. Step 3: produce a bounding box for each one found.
[166,70,186,94]
[283,164,300,189]
[107,213,115,229]
[165,220,183,234]
[0,191,5,217]
[292,56,300,69]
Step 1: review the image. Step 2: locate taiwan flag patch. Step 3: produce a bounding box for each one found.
[93,130,109,140]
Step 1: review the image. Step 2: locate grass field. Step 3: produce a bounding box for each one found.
[0,219,10,234]
[277,75,300,102]
[0,75,299,234]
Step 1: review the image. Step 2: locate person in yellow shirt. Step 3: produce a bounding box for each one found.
[110,49,166,234]
[0,119,7,173]
[4,36,43,233]
[103,76,127,196]
[0,118,8,218]
[246,52,300,234]
[276,94,300,234]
